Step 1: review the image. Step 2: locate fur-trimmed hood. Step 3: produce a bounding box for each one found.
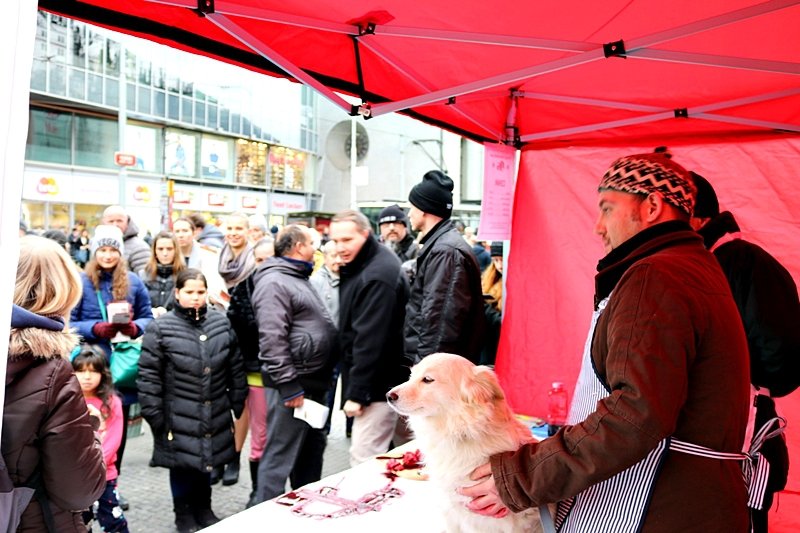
[8,305,78,376]
[8,327,78,363]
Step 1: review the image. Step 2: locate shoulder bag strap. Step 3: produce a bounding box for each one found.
[96,290,108,321]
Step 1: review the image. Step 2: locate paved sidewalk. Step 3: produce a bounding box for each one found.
[118,407,351,532]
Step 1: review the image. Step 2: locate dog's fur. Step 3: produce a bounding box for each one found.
[387,353,541,533]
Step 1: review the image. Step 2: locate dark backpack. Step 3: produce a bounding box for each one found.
[1,452,35,533]
[714,239,800,397]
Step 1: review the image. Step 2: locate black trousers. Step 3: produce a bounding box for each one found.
[751,395,789,533]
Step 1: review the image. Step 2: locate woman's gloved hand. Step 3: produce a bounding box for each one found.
[92,321,118,339]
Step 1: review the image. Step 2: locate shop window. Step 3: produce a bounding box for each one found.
[201,135,232,181]
[74,204,104,232]
[21,202,46,233]
[125,124,161,173]
[26,109,72,165]
[50,203,71,232]
[165,130,197,177]
[235,140,267,186]
[269,146,307,191]
[74,115,118,169]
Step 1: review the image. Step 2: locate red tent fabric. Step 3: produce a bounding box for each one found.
[40,0,800,145]
[36,1,800,528]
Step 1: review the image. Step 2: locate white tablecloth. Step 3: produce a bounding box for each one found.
[205,446,446,532]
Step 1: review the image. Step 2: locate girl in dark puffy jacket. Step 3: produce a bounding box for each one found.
[138,268,247,533]
[138,231,185,318]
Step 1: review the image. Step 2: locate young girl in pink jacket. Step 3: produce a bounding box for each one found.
[73,347,130,533]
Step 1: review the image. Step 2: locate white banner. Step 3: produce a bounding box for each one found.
[478,143,516,240]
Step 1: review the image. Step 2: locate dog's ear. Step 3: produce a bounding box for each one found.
[463,366,505,405]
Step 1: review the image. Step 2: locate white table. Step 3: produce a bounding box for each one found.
[206,446,447,532]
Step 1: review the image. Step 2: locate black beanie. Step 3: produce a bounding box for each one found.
[378,204,408,225]
[490,241,503,257]
[691,171,720,218]
[408,170,454,219]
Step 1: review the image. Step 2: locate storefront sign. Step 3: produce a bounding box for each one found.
[114,152,137,167]
[269,192,307,215]
[23,167,113,205]
[126,179,161,208]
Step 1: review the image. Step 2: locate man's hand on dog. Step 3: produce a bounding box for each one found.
[458,462,510,518]
[343,400,364,417]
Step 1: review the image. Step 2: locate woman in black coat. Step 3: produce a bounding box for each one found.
[138,268,247,533]
[138,231,185,318]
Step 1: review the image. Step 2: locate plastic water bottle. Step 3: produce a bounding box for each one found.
[547,381,568,436]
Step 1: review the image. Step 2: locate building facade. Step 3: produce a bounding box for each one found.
[24,11,488,237]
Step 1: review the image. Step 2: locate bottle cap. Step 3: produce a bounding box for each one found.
[551,381,564,390]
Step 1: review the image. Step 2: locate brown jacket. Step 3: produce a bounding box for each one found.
[2,327,106,532]
[491,223,750,532]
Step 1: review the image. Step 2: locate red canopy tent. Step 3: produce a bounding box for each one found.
[36,1,800,528]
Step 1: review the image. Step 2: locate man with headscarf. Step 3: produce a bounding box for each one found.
[403,170,485,364]
[460,151,751,532]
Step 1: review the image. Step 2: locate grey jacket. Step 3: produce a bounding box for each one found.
[310,265,340,327]
[251,257,337,400]
[123,217,152,273]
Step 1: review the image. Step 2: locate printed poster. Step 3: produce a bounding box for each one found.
[477,143,516,240]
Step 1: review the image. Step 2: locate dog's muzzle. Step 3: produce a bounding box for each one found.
[386,390,399,403]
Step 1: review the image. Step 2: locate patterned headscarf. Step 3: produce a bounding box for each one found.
[599,152,696,215]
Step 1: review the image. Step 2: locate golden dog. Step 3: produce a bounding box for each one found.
[387,353,541,533]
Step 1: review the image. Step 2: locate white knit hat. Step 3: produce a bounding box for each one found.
[90,225,125,257]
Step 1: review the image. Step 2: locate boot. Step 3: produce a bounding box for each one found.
[174,498,200,533]
[222,452,240,486]
[209,465,223,486]
[245,459,260,509]
[193,507,220,528]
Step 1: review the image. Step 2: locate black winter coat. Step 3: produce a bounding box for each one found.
[339,235,410,405]
[138,304,247,473]
[227,273,260,373]
[404,219,486,364]
[139,266,177,311]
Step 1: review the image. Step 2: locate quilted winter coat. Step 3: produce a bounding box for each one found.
[137,303,247,473]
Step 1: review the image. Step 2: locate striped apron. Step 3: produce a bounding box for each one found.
[548,296,783,533]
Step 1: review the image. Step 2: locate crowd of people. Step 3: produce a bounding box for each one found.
[4,158,798,533]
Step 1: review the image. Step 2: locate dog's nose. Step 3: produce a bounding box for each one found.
[386,391,398,403]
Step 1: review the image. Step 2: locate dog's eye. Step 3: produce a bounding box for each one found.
[421,376,435,384]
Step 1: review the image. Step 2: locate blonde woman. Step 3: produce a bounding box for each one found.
[3,236,106,531]
[480,242,504,366]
